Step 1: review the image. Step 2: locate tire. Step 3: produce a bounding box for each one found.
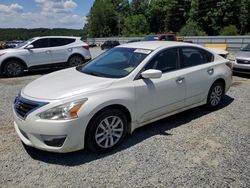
[68,55,85,67]
[86,109,128,153]
[206,81,225,108]
[3,60,24,77]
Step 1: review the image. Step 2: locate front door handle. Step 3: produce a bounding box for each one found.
[207,68,214,75]
[46,50,50,54]
[176,77,185,84]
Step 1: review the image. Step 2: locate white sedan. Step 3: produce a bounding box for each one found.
[13,41,232,153]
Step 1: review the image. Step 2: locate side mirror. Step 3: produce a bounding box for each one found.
[25,44,34,49]
[141,69,162,79]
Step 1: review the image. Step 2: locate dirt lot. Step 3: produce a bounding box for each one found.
[0,49,249,187]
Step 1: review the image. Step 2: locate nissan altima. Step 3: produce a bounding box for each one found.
[13,41,232,153]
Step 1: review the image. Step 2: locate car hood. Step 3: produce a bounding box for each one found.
[22,68,114,100]
[0,48,25,54]
[235,51,250,59]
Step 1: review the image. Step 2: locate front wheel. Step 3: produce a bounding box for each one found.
[86,109,128,153]
[206,81,225,108]
[4,60,24,77]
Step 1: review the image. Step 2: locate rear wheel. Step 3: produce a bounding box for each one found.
[4,60,24,77]
[68,55,85,67]
[86,109,128,153]
[206,81,225,108]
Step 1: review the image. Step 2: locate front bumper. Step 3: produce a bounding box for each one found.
[13,108,88,153]
[233,60,250,74]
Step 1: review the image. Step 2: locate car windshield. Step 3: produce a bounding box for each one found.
[15,38,35,48]
[77,47,151,78]
[241,44,250,51]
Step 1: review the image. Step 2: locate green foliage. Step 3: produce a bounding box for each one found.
[219,25,238,36]
[201,0,240,35]
[0,28,84,41]
[239,0,250,34]
[179,21,206,36]
[188,0,199,22]
[87,0,118,37]
[122,14,149,35]
[84,0,250,37]
[111,0,130,16]
[130,0,149,15]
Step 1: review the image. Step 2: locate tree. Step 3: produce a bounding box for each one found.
[239,0,250,34]
[111,0,130,16]
[219,25,238,36]
[146,0,167,33]
[86,0,118,37]
[122,14,148,36]
[202,0,240,35]
[130,0,149,15]
[188,0,199,22]
[164,0,190,33]
[146,0,189,33]
[179,21,206,36]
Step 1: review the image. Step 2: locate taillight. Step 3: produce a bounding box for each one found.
[83,45,89,50]
[226,61,233,70]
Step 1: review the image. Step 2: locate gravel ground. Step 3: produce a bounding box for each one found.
[0,48,249,187]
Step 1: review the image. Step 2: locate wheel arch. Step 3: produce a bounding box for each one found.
[1,57,28,73]
[67,53,86,64]
[212,78,226,93]
[84,104,132,146]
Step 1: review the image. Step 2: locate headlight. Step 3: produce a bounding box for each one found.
[38,99,87,120]
[228,53,235,61]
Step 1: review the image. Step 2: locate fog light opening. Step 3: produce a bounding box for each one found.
[40,135,66,147]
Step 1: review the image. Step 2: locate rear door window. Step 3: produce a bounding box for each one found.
[181,47,213,68]
[145,48,179,73]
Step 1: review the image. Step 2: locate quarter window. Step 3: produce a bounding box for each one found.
[145,48,179,73]
[49,38,75,47]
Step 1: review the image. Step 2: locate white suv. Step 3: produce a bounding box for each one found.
[0,36,91,77]
[13,41,232,153]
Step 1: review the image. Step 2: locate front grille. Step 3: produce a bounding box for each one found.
[237,59,250,64]
[14,95,47,119]
[233,67,250,73]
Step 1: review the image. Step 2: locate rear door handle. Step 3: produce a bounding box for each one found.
[207,68,214,75]
[176,77,185,84]
[46,50,50,54]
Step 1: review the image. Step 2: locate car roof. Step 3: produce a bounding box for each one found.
[119,41,199,50]
[34,36,80,40]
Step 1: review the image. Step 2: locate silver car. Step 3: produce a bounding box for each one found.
[233,44,250,74]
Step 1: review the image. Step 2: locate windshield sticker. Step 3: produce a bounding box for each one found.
[134,49,152,54]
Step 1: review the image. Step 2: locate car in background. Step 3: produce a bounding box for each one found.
[233,44,250,74]
[101,40,120,50]
[127,39,141,43]
[13,41,232,153]
[4,41,18,48]
[143,34,177,41]
[0,42,5,49]
[207,48,229,59]
[0,36,91,77]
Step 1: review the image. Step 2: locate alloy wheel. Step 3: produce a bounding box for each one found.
[210,85,223,106]
[95,116,124,148]
[69,56,84,67]
[6,62,22,76]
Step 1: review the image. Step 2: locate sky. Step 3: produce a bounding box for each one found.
[0,0,95,29]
